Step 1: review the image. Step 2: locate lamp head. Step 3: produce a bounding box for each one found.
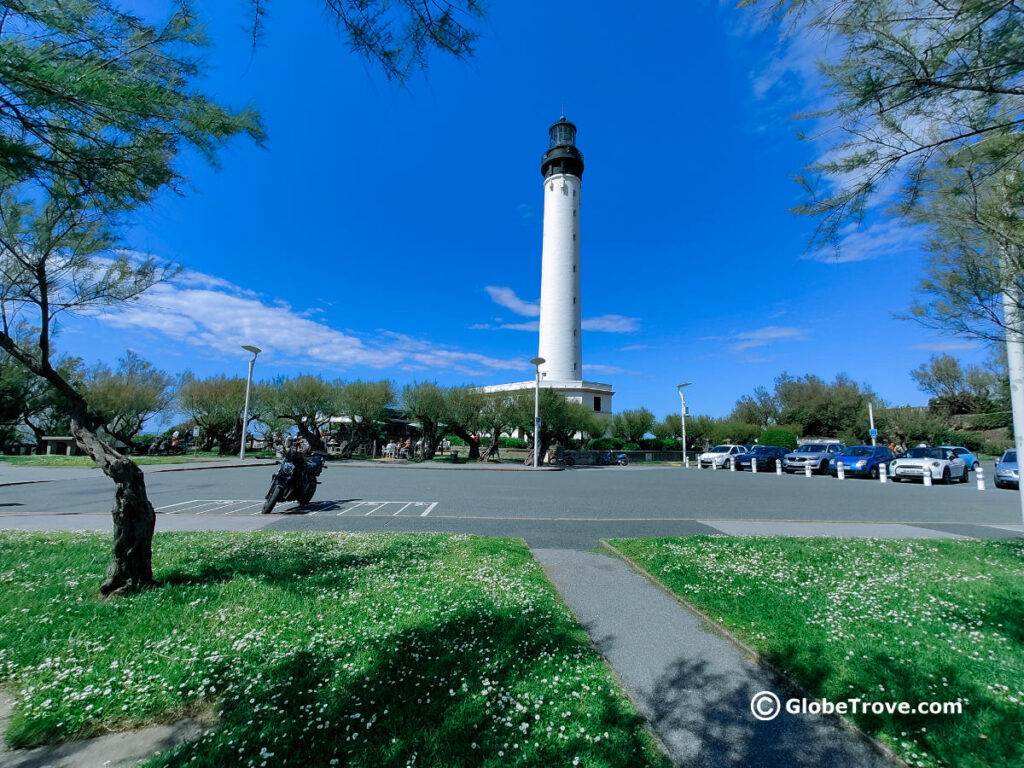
[530,357,545,367]
[677,382,692,390]
[242,345,262,356]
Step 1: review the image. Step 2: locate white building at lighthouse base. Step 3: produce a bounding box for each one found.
[478,378,614,418]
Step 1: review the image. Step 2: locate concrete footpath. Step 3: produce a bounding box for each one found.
[533,548,896,768]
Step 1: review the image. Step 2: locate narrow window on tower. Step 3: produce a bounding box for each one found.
[574,363,577,371]
[594,397,601,412]
[573,297,576,304]
[573,209,576,217]
[573,265,576,272]
[573,234,576,241]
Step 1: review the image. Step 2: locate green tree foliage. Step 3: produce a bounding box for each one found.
[610,408,655,445]
[775,373,880,437]
[911,353,1006,416]
[262,375,341,452]
[250,1,485,84]
[177,375,249,456]
[401,381,447,460]
[441,386,486,459]
[743,0,1024,340]
[729,386,779,428]
[652,413,681,442]
[759,428,798,450]
[84,352,174,447]
[334,380,395,457]
[476,391,530,461]
[707,421,761,446]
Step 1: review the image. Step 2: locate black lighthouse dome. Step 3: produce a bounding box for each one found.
[541,116,584,179]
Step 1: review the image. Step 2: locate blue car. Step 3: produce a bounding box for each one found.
[995,449,1018,489]
[829,445,893,479]
[941,445,980,471]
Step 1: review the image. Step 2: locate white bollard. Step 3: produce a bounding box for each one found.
[804,463,812,478]
[711,459,717,471]
[729,457,736,471]
[976,466,986,491]
[837,461,845,480]
[879,462,888,483]
[923,469,932,487]
[776,461,783,476]
[751,457,758,474]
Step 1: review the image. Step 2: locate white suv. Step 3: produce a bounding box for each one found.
[698,444,747,469]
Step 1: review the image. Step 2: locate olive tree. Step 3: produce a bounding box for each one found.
[0,2,263,593]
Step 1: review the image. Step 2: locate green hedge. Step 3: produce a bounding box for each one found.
[498,437,527,449]
[622,442,640,451]
[759,429,798,450]
[444,434,465,446]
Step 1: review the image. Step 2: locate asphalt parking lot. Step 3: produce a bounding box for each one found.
[2,462,1021,548]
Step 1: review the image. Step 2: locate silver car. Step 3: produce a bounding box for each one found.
[995,449,1019,489]
[783,443,845,474]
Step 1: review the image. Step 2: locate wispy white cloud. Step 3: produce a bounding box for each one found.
[719,326,811,352]
[95,268,527,375]
[909,340,980,352]
[803,220,922,264]
[480,287,641,333]
[484,286,539,317]
[582,315,640,333]
[586,364,634,376]
[619,344,649,352]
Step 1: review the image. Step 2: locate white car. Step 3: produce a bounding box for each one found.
[890,446,969,484]
[698,444,747,469]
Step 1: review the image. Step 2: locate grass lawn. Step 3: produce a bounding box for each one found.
[609,536,1024,768]
[0,531,668,768]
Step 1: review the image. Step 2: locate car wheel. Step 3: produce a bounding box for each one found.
[942,467,951,484]
[869,465,879,480]
[893,476,902,483]
[972,461,980,470]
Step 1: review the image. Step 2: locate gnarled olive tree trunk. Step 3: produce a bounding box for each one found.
[71,416,156,595]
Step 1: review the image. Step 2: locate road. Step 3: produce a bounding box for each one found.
[2,462,1021,548]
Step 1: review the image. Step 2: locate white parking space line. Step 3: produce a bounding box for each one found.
[157,499,436,517]
[223,501,264,515]
[155,499,204,511]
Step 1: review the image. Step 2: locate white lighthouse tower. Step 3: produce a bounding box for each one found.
[480,116,614,418]
[537,117,584,382]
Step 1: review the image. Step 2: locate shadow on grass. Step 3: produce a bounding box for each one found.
[154,534,406,593]
[146,609,664,768]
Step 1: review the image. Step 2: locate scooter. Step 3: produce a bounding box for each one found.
[601,451,629,466]
[262,447,327,513]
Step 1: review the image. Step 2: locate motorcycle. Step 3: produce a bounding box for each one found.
[262,447,327,513]
[601,451,629,466]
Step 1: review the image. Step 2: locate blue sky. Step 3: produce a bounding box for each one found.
[64,0,987,420]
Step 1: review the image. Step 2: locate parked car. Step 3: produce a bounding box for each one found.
[735,445,790,471]
[890,446,969,484]
[829,445,894,479]
[994,449,1019,489]
[941,445,980,471]
[782,443,846,474]
[698,444,747,469]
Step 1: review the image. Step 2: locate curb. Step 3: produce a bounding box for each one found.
[599,539,909,768]
[336,461,563,472]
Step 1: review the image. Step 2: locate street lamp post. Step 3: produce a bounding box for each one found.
[240,345,262,460]
[677,382,692,468]
[530,357,545,469]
